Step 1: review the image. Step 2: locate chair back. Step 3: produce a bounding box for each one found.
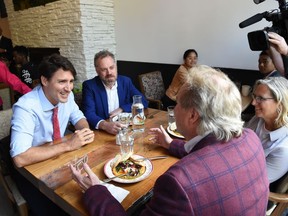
[268,172,288,216]
[0,108,28,216]
[0,83,15,109]
[74,92,82,110]
[275,172,288,194]
[138,71,165,100]
[0,108,12,140]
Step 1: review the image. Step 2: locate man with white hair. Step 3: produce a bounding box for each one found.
[71,65,269,216]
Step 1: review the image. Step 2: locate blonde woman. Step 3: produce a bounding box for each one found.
[245,77,288,183]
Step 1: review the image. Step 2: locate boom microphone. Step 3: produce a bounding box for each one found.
[239,13,265,28]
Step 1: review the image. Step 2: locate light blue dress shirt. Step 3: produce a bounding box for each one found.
[10,85,85,157]
[245,116,288,183]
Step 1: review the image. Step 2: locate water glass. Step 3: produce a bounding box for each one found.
[167,106,175,126]
[118,112,131,128]
[119,129,134,155]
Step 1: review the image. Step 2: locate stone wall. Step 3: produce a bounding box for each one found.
[4,0,116,83]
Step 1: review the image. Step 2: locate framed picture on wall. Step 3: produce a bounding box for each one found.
[13,0,60,11]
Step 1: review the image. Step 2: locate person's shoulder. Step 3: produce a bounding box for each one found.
[267,70,283,78]
[117,75,132,83]
[245,115,262,127]
[178,64,188,71]
[24,61,36,68]
[13,89,40,112]
[22,62,35,71]
[174,65,188,76]
[83,76,98,85]
[274,70,283,77]
[243,127,258,136]
[239,127,263,146]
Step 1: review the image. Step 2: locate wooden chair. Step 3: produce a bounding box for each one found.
[0,82,15,109]
[268,172,288,216]
[0,109,28,216]
[138,71,165,110]
[74,91,82,110]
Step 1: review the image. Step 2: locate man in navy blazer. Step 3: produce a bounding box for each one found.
[71,65,269,216]
[82,50,148,134]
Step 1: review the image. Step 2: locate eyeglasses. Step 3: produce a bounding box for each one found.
[252,94,274,103]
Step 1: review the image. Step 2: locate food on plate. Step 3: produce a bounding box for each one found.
[110,153,146,179]
[169,122,183,137]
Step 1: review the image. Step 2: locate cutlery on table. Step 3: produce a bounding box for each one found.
[134,155,168,161]
[102,173,127,183]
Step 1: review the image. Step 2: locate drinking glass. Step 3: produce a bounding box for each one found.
[167,106,175,126]
[119,129,134,155]
[118,112,131,128]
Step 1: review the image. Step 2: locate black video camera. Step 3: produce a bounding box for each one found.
[239,0,288,51]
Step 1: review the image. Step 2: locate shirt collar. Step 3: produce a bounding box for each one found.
[184,131,211,153]
[37,86,58,111]
[102,81,118,90]
[268,125,288,142]
[265,70,277,78]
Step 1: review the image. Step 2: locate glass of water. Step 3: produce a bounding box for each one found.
[119,129,134,155]
[167,106,175,126]
[118,112,132,128]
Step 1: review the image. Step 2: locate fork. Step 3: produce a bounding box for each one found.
[133,155,168,162]
[102,173,127,183]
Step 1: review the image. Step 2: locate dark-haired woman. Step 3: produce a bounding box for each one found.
[162,49,198,109]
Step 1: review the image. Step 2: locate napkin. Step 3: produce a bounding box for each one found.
[101,181,130,203]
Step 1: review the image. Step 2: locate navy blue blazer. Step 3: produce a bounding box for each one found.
[82,75,148,128]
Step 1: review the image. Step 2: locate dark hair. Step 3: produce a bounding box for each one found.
[38,53,76,81]
[259,50,269,56]
[94,50,115,67]
[183,49,198,60]
[13,45,29,57]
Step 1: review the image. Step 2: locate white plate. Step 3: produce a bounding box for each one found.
[104,154,153,183]
[167,123,185,139]
[111,113,132,123]
[111,115,119,122]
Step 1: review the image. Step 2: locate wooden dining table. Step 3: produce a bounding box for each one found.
[18,108,180,216]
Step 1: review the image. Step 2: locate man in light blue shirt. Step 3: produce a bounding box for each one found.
[10,54,94,168]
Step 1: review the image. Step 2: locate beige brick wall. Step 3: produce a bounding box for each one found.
[4,0,116,83]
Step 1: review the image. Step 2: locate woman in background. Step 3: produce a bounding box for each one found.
[245,77,288,183]
[162,49,198,109]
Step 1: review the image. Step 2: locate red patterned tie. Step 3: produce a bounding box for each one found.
[52,107,61,140]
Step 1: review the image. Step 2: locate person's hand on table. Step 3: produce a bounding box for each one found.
[268,32,288,56]
[109,107,123,119]
[70,163,100,192]
[67,128,95,150]
[99,121,125,135]
[149,125,173,149]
